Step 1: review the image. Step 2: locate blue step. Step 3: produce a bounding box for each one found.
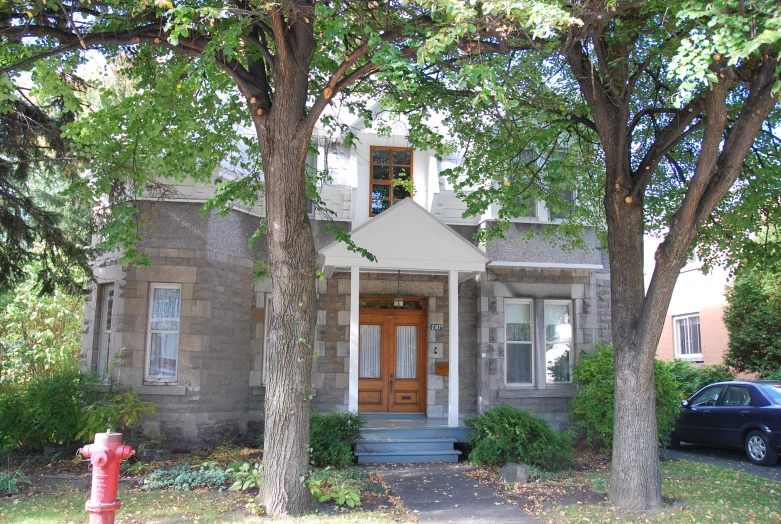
[360,426,472,443]
[355,449,461,464]
[355,437,457,453]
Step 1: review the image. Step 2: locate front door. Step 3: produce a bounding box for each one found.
[358,309,426,413]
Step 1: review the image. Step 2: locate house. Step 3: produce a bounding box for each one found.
[645,236,732,365]
[80,109,612,459]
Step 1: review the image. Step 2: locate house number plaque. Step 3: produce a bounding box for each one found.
[430,324,442,331]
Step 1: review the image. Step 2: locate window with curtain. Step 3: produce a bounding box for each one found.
[359,324,381,378]
[97,283,114,380]
[505,300,534,384]
[544,301,573,383]
[370,147,413,216]
[146,284,182,381]
[674,313,701,359]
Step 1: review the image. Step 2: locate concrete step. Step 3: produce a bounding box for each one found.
[355,437,457,453]
[360,426,472,443]
[355,449,462,464]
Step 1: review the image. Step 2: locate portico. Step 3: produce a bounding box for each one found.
[319,199,489,427]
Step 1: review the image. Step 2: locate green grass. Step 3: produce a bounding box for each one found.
[0,487,404,523]
[550,460,781,523]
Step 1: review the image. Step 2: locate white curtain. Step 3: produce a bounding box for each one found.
[149,287,181,378]
[359,325,381,378]
[396,326,417,379]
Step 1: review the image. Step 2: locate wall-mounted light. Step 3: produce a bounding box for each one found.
[394,271,404,307]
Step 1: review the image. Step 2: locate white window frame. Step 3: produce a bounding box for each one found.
[262,293,271,385]
[504,298,536,386]
[96,283,114,380]
[145,283,183,384]
[674,313,702,361]
[543,299,574,384]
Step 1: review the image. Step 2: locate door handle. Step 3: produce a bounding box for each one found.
[703,410,711,414]
[741,411,750,416]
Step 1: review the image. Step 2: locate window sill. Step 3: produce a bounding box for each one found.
[133,385,186,396]
[676,355,703,362]
[498,385,578,398]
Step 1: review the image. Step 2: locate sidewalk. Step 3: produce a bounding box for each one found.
[372,463,538,524]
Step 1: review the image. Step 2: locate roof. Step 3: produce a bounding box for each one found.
[318,198,490,274]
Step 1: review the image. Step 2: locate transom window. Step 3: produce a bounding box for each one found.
[370,146,413,216]
[674,313,702,360]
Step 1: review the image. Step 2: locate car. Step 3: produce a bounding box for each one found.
[670,380,781,466]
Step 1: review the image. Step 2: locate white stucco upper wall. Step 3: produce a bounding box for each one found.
[643,235,731,317]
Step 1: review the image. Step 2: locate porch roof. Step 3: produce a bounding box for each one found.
[318,198,490,274]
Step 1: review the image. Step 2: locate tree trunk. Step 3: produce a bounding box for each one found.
[255,118,318,515]
[604,157,663,510]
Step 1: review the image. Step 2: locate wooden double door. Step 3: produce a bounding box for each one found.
[358,309,427,413]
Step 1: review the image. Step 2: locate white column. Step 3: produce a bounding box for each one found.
[348,266,360,412]
[448,270,460,427]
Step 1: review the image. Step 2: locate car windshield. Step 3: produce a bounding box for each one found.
[761,384,781,405]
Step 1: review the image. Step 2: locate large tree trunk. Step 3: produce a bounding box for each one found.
[257,131,318,515]
[603,149,664,509]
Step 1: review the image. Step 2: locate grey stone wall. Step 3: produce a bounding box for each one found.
[484,223,602,266]
[596,251,612,345]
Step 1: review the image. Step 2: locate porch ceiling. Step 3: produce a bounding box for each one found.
[318,198,490,274]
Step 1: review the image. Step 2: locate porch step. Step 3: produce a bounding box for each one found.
[360,426,472,443]
[355,437,457,453]
[355,448,461,464]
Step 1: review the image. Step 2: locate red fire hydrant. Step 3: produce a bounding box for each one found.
[78,431,135,524]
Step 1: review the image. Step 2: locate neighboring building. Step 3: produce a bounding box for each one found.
[80,107,612,452]
[645,236,732,365]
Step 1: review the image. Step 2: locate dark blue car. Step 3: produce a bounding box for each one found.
[670,381,781,466]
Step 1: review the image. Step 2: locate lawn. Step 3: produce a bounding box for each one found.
[473,453,781,523]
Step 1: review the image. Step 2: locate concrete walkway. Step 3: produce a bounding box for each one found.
[372,463,538,524]
[667,444,781,482]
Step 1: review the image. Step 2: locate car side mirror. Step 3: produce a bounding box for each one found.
[681,399,690,408]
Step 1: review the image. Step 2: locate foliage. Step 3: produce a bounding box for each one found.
[309,411,364,469]
[78,391,157,442]
[305,468,382,508]
[666,359,736,399]
[227,462,263,492]
[569,346,681,450]
[0,470,30,493]
[143,464,234,491]
[0,271,84,386]
[465,405,573,471]
[723,268,781,377]
[0,371,155,450]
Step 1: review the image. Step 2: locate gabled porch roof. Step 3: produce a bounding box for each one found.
[318,198,490,275]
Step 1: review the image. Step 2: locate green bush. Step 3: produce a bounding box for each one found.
[143,464,234,491]
[666,359,735,399]
[0,372,155,450]
[569,345,681,450]
[309,411,364,468]
[465,405,573,471]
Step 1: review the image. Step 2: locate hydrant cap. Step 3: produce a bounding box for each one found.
[94,432,124,445]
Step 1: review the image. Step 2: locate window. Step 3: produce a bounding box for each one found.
[551,189,576,220]
[145,284,182,382]
[690,385,723,407]
[96,283,114,379]
[262,293,272,385]
[505,300,534,385]
[544,301,573,383]
[674,313,702,360]
[512,196,538,218]
[721,386,752,407]
[370,146,413,216]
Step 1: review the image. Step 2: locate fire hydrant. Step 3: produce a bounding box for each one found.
[78,431,135,524]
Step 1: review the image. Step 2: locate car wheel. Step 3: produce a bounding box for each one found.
[745,430,779,466]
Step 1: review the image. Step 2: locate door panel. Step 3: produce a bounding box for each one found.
[358,309,426,413]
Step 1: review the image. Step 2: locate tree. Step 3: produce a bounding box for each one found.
[394,0,781,509]
[724,267,781,377]
[0,0,447,514]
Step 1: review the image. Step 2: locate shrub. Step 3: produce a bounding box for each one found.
[309,411,364,468]
[306,468,381,508]
[666,359,735,399]
[143,464,234,491]
[0,372,155,450]
[569,345,681,450]
[0,470,30,493]
[465,405,573,471]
